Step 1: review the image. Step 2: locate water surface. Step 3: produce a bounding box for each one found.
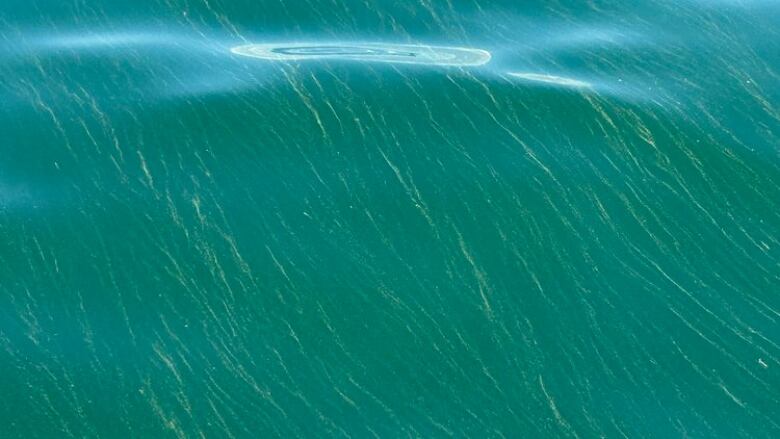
[1,0,779,437]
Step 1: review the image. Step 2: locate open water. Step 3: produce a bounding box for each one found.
[1,0,779,437]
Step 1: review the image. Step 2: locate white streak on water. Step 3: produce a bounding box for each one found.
[506,72,591,88]
[230,43,492,67]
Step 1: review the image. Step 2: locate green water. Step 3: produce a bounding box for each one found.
[1,0,779,437]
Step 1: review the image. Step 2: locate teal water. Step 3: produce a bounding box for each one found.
[1,1,779,437]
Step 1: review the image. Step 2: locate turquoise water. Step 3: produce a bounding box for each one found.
[1,0,779,437]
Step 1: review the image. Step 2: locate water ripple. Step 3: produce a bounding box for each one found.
[231,42,492,67]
